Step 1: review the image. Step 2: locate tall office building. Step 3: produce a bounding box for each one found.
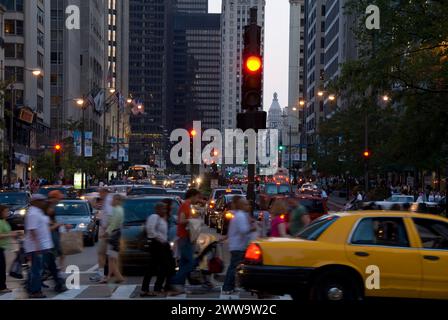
[303,0,326,146]
[128,0,173,165]
[323,0,357,117]
[175,0,208,13]
[286,0,306,163]
[220,0,266,131]
[105,0,129,155]
[170,12,221,132]
[50,0,82,142]
[2,0,51,181]
[0,4,5,181]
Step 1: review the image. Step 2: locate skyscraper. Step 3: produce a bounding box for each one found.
[2,0,51,181]
[170,12,221,132]
[304,0,326,146]
[287,0,306,164]
[323,0,357,117]
[128,0,173,165]
[220,0,266,131]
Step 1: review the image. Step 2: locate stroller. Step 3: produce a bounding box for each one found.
[188,233,224,289]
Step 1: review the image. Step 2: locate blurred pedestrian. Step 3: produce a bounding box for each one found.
[169,189,202,295]
[24,194,65,298]
[90,188,113,282]
[102,194,125,283]
[46,190,66,269]
[270,200,288,237]
[0,205,21,293]
[141,202,170,297]
[222,197,255,295]
[289,200,310,236]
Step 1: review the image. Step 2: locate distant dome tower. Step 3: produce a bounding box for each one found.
[267,92,283,129]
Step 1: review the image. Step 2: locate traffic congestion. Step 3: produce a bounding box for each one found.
[0,169,447,302]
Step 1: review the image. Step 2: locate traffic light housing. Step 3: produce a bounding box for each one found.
[54,144,62,169]
[241,11,262,111]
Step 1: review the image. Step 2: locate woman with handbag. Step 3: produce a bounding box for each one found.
[0,205,22,293]
[140,202,170,297]
[102,194,125,284]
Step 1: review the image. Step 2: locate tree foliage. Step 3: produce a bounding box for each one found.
[318,0,448,176]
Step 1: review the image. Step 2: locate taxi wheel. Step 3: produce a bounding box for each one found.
[310,270,362,301]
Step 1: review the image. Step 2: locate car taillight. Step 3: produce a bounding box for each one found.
[245,243,262,264]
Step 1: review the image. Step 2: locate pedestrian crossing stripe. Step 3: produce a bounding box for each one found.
[0,285,292,300]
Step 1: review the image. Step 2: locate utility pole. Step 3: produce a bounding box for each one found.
[81,105,86,191]
[7,85,16,187]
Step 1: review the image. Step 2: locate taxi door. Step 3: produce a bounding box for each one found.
[411,217,448,299]
[345,216,422,298]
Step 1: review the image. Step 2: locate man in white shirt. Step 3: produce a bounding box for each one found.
[222,197,255,295]
[25,194,54,298]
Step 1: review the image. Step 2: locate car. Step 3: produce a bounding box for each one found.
[215,194,246,235]
[294,194,328,221]
[37,185,78,199]
[54,200,98,246]
[119,195,181,274]
[385,194,415,203]
[238,211,448,301]
[166,189,186,200]
[127,186,167,196]
[1,191,31,230]
[205,188,244,226]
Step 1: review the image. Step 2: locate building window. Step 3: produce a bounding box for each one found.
[37,95,44,113]
[5,66,24,82]
[3,0,23,12]
[37,7,45,26]
[37,30,45,47]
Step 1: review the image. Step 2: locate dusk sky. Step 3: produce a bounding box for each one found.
[208,0,290,111]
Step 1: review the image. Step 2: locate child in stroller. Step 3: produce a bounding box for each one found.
[188,233,224,289]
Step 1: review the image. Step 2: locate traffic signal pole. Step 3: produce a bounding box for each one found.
[237,8,266,207]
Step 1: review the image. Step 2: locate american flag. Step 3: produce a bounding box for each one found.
[86,94,95,108]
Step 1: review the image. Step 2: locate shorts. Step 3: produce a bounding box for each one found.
[97,238,108,256]
[107,245,119,258]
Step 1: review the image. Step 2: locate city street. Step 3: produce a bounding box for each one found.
[1,225,292,301]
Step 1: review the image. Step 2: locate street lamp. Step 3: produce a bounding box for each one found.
[328,95,336,101]
[382,95,390,102]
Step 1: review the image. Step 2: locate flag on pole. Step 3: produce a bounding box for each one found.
[86,94,95,108]
[94,90,105,112]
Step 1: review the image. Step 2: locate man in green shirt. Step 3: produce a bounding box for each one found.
[289,202,310,236]
[0,205,20,293]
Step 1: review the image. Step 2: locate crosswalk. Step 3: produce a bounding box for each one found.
[0,282,292,300]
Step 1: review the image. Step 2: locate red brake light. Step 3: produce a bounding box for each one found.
[245,243,262,264]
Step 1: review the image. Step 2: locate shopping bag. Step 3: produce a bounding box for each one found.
[60,231,84,255]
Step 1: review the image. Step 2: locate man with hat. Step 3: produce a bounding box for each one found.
[24,194,65,298]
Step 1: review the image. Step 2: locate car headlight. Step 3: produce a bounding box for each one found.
[14,209,27,216]
[78,223,87,230]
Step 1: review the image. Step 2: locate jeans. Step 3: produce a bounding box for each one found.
[222,251,245,292]
[28,251,44,294]
[171,237,194,286]
[44,251,64,290]
[0,248,6,290]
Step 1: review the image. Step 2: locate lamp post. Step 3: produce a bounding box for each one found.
[5,68,42,187]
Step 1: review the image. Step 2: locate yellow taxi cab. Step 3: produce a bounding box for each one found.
[238,211,448,301]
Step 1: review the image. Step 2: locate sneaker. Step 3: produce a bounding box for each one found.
[54,286,68,293]
[222,290,237,295]
[29,292,47,299]
[0,288,12,294]
[89,273,103,282]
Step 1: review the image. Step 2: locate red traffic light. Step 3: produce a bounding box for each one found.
[245,55,262,73]
[54,144,62,151]
[190,129,197,137]
[363,150,371,158]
